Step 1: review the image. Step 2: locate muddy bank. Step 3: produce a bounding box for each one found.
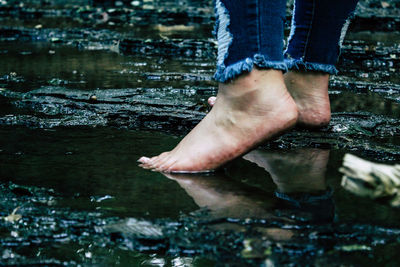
[0,0,400,266]
[1,82,399,160]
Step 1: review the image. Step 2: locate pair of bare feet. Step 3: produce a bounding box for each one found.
[138,69,331,173]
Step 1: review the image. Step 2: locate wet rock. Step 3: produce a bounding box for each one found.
[339,40,400,75]
[119,38,216,59]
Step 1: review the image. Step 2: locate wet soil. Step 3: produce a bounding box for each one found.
[1,0,400,266]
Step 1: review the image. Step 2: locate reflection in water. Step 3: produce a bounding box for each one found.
[244,148,334,224]
[163,148,334,241]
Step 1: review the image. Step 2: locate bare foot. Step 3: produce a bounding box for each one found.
[208,71,331,128]
[284,71,331,128]
[138,68,298,173]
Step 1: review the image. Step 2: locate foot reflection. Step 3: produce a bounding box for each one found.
[163,148,334,226]
[163,171,276,220]
[244,148,334,224]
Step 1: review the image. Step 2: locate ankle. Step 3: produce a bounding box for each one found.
[219,69,285,94]
[285,71,329,93]
[284,71,331,128]
[218,69,292,111]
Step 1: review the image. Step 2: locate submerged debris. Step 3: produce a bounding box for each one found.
[103,218,164,240]
[2,207,22,223]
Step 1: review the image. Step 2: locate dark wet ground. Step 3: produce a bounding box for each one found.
[1,0,400,266]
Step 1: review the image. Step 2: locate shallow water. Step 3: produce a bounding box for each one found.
[0,42,215,92]
[1,126,400,265]
[1,126,399,225]
[1,0,400,266]
[0,127,198,219]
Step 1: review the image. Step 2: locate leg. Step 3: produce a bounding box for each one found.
[139,0,298,173]
[208,0,359,128]
[284,0,360,127]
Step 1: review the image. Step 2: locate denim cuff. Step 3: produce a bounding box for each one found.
[285,58,338,75]
[214,0,287,83]
[214,55,287,83]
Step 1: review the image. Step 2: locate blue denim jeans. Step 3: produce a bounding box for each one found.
[214,0,359,83]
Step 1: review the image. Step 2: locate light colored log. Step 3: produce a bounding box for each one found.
[340,154,400,207]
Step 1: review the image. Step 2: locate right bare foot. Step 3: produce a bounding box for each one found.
[284,71,331,128]
[208,71,331,128]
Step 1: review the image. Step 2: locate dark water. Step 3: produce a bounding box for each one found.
[0,42,215,92]
[1,126,399,225]
[1,0,400,266]
[0,127,198,219]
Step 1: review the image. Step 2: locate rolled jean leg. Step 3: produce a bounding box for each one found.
[213,0,287,83]
[284,0,359,74]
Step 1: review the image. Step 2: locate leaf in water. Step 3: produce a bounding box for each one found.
[3,207,22,223]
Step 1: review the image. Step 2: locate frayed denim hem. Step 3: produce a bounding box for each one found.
[214,55,287,83]
[215,0,233,68]
[285,59,338,75]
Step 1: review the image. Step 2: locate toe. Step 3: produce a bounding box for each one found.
[158,158,178,173]
[154,156,173,170]
[208,96,216,107]
[149,152,170,167]
[143,152,168,168]
[138,156,151,164]
[138,163,152,169]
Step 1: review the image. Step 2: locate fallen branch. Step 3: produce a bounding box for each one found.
[340,154,400,207]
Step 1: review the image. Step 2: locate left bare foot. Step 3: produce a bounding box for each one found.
[138,69,298,173]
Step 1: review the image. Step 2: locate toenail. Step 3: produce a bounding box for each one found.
[138,157,150,163]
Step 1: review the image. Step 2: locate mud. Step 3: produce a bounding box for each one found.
[1,0,400,266]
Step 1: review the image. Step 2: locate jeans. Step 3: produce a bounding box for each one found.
[214,0,360,83]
